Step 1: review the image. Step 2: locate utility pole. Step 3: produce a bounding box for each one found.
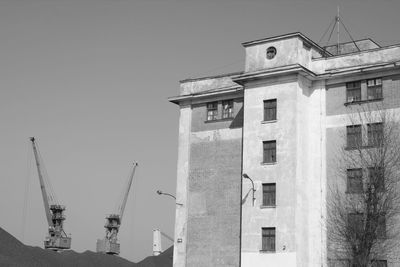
[337,6,340,55]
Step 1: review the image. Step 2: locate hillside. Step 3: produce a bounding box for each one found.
[0,227,172,267]
[137,246,173,267]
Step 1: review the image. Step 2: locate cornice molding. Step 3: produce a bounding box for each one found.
[232,64,317,85]
[169,61,400,105]
[168,85,243,105]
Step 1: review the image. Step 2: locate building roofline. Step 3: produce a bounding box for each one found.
[313,42,400,61]
[380,41,400,49]
[241,32,328,55]
[179,71,244,84]
[321,60,400,78]
[170,60,400,105]
[168,85,243,105]
[232,64,317,85]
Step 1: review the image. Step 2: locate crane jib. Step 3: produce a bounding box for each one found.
[29,137,71,251]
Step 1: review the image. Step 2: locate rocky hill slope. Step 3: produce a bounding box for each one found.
[0,227,172,267]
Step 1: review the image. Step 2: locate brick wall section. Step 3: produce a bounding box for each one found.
[191,98,244,132]
[186,137,242,267]
[326,74,400,116]
[385,74,400,108]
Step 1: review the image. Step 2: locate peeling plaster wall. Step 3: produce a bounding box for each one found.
[241,77,298,266]
[245,37,315,72]
[172,33,400,267]
[311,46,400,74]
[296,77,327,267]
[186,129,242,267]
[240,74,326,267]
[173,104,191,267]
[174,78,243,267]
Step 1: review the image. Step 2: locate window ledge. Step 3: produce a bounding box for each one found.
[345,145,380,151]
[261,162,277,166]
[259,250,276,253]
[363,145,381,149]
[344,98,383,106]
[345,191,363,194]
[204,117,233,123]
[261,120,277,124]
[260,205,276,209]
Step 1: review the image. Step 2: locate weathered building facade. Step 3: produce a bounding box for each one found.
[169,32,400,266]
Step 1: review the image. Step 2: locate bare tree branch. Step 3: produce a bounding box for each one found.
[328,104,400,267]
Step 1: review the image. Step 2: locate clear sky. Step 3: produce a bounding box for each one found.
[1,0,400,263]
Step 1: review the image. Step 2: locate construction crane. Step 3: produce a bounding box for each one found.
[153,229,174,256]
[30,137,71,250]
[96,162,138,255]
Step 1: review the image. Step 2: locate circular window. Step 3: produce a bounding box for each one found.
[266,47,277,59]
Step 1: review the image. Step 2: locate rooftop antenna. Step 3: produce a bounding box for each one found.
[318,7,361,56]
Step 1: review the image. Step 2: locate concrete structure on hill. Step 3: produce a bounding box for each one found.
[169,32,400,266]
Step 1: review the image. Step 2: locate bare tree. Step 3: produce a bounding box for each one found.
[328,105,400,267]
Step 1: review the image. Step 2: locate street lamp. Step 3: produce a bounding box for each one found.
[242,173,256,206]
[156,190,183,205]
[156,190,176,199]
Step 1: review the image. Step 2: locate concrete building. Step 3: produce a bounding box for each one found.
[169,32,400,267]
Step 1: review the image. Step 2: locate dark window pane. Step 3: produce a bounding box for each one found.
[367,123,383,147]
[263,183,276,206]
[368,167,385,192]
[328,259,351,267]
[377,215,386,238]
[206,102,218,121]
[263,141,276,163]
[347,169,363,193]
[348,213,363,238]
[367,78,383,100]
[222,100,234,119]
[262,228,275,252]
[371,260,387,267]
[346,81,361,102]
[264,99,277,121]
[347,125,362,148]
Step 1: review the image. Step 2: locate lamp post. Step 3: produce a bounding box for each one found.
[242,173,256,206]
[156,190,183,205]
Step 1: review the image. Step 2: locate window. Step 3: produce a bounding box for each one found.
[262,183,276,206]
[348,213,363,238]
[376,215,386,238]
[266,47,277,59]
[346,81,361,102]
[347,125,362,148]
[264,99,277,121]
[367,78,383,100]
[371,260,387,267]
[263,141,276,163]
[328,259,350,267]
[222,100,234,119]
[367,123,383,147]
[261,227,275,252]
[349,213,386,239]
[368,166,385,192]
[206,102,218,121]
[347,169,363,193]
